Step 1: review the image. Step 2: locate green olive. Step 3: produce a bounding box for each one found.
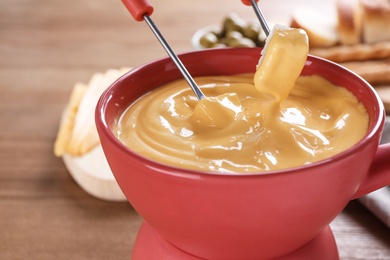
[226,30,243,41]
[222,13,246,35]
[209,28,223,39]
[211,43,227,48]
[199,32,219,48]
[242,23,261,42]
[228,37,256,48]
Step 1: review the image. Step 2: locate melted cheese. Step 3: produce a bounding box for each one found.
[113,74,368,173]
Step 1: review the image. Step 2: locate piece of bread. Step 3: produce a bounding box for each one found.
[374,85,390,112]
[54,83,87,157]
[336,0,362,45]
[340,59,390,84]
[310,41,390,62]
[361,0,390,44]
[54,67,130,157]
[67,68,130,156]
[290,7,339,48]
[66,72,105,156]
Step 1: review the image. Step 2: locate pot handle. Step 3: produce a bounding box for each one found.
[352,143,390,199]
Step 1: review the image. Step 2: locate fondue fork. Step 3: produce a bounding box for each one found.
[121,0,206,100]
[241,0,271,36]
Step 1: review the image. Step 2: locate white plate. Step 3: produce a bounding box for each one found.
[63,144,126,201]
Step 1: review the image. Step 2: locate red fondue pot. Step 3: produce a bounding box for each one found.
[96,48,390,259]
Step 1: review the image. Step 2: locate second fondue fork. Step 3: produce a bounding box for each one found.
[242,0,271,36]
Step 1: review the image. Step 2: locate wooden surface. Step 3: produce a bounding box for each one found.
[1,0,390,259]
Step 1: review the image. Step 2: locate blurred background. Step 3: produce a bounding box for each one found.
[1,0,389,259]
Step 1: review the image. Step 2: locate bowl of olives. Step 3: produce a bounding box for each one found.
[192,13,266,49]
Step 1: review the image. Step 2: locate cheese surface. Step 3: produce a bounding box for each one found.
[113,74,368,173]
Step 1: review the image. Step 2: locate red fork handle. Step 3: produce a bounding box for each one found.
[241,0,259,6]
[122,0,154,21]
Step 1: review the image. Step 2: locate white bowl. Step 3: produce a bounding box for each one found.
[63,144,126,201]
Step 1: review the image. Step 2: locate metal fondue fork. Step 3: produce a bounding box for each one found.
[241,0,271,36]
[121,0,206,100]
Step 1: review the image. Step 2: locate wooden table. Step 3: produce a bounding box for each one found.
[1,0,390,259]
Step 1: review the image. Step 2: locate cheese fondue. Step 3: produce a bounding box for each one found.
[113,25,368,173]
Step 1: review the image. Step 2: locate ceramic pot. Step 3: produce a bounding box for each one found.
[96,48,390,260]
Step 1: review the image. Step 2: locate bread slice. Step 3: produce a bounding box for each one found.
[340,59,390,84]
[55,67,131,157]
[310,41,390,62]
[361,0,390,44]
[290,7,339,48]
[54,83,87,156]
[67,68,130,156]
[374,85,390,113]
[336,0,362,45]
